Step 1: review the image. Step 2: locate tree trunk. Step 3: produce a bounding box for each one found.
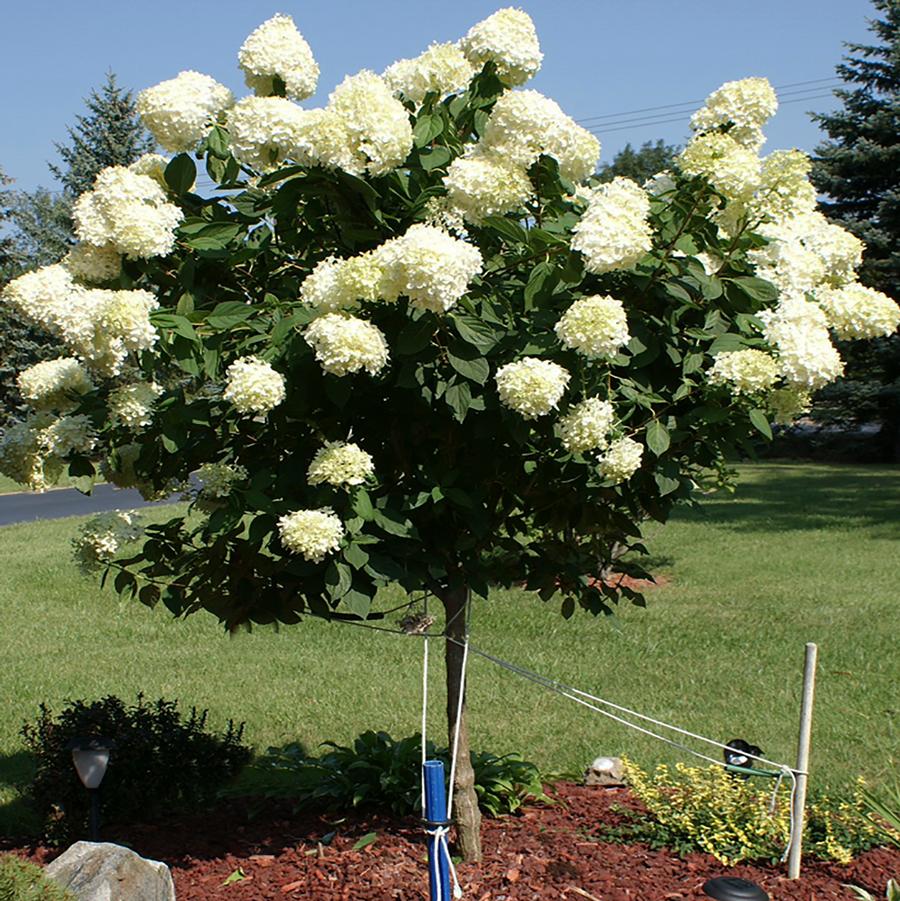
[440,583,482,862]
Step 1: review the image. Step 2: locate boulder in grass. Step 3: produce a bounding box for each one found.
[583,755,626,787]
[45,842,175,901]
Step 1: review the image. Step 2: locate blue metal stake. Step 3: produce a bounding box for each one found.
[423,759,451,901]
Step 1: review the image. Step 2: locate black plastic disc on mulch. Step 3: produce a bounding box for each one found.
[703,876,770,900]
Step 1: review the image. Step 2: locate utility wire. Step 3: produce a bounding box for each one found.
[575,76,841,125]
[588,92,837,136]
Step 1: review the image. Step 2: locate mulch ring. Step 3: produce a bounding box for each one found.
[4,783,897,899]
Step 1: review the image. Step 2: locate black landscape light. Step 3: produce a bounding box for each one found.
[703,876,770,900]
[67,737,115,841]
[723,738,763,779]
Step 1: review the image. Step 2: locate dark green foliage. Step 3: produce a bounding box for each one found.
[0,306,61,422]
[20,694,250,844]
[2,190,72,273]
[0,855,75,901]
[596,140,681,184]
[249,731,551,818]
[810,0,900,447]
[49,72,154,199]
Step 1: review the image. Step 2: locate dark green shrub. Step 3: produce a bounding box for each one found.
[21,694,251,843]
[0,855,75,901]
[249,730,551,817]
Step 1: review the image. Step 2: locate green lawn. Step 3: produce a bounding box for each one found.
[1,463,897,837]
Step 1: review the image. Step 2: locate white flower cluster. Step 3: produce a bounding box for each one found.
[73,166,183,259]
[750,150,817,224]
[690,77,778,149]
[750,211,863,297]
[377,224,484,314]
[223,356,286,415]
[194,462,248,511]
[3,266,159,376]
[815,283,900,340]
[678,132,761,203]
[707,349,780,395]
[459,7,543,87]
[760,296,844,390]
[238,14,319,101]
[228,96,314,171]
[73,510,142,573]
[304,313,390,376]
[0,412,96,492]
[558,397,615,454]
[443,151,533,225]
[64,243,122,285]
[767,385,812,425]
[597,436,644,485]
[17,358,93,411]
[301,225,481,315]
[137,71,234,153]
[383,42,476,104]
[555,295,631,359]
[308,441,374,489]
[480,90,600,183]
[108,381,162,430]
[570,178,653,274]
[278,507,345,562]
[327,70,414,176]
[495,357,570,419]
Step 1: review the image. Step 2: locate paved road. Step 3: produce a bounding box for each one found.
[0,483,177,527]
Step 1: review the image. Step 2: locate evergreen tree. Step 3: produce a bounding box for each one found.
[810,0,900,456]
[811,0,900,298]
[597,139,681,184]
[49,71,155,199]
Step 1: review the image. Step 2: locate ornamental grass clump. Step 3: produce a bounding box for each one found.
[2,7,897,860]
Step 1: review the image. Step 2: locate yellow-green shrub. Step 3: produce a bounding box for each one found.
[620,759,890,865]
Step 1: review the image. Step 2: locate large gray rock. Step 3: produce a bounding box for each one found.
[46,842,175,901]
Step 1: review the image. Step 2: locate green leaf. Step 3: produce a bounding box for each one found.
[395,317,436,355]
[708,333,748,354]
[654,472,680,496]
[207,126,230,159]
[352,490,376,521]
[152,313,198,342]
[451,313,501,353]
[524,260,556,309]
[730,276,778,304]
[340,589,372,618]
[180,222,243,251]
[481,216,529,246]
[373,508,414,538]
[749,408,773,440]
[419,146,452,171]
[413,113,444,147]
[645,420,670,456]
[165,154,196,195]
[325,561,353,600]
[352,832,378,851]
[222,868,247,886]
[447,343,489,385]
[444,380,473,421]
[206,301,254,330]
[343,543,370,570]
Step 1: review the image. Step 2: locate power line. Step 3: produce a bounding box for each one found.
[575,76,841,125]
[587,91,837,136]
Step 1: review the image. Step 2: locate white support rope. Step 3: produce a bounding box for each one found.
[444,636,800,861]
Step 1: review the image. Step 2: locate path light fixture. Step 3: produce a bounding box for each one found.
[67,737,115,841]
[703,876,769,901]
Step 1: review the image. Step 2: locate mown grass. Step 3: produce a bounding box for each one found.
[0,463,897,837]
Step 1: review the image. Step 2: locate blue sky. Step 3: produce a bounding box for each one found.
[1,0,875,192]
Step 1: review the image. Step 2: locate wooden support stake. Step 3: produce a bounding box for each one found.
[788,642,818,879]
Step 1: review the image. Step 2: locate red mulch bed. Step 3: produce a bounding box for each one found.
[3,784,896,899]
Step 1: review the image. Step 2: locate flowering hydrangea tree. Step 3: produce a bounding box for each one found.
[3,8,898,860]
